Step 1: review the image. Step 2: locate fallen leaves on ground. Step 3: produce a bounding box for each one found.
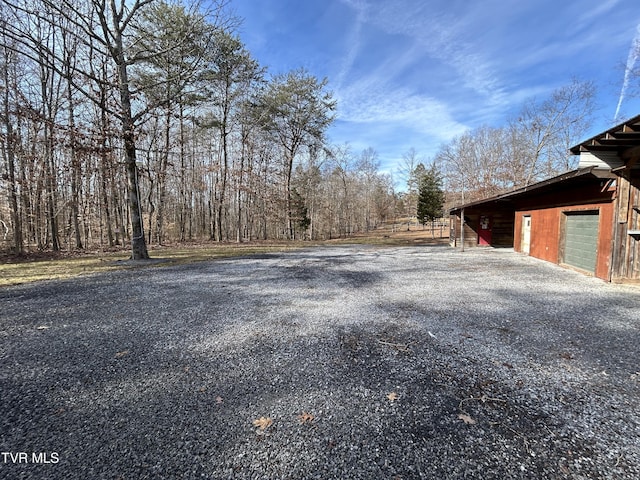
[387,392,399,402]
[115,350,129,358]
[253,417,273,430]
[297,412,314,424]
[457,413,477,425]
[215,396,224,404]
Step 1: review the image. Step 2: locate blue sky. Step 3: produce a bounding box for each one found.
[230,0,640,177]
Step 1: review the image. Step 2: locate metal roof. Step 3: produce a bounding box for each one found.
[449,167,615,213]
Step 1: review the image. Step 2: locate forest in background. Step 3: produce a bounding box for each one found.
[0,0,597,257]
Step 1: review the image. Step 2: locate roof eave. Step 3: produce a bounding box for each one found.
[570,113,640,156]
[449,167,615,214]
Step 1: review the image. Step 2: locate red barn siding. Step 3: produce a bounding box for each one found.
[514,202,614,281]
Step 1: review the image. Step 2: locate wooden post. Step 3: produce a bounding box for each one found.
[613,173,631,279]
[460,208,465,252]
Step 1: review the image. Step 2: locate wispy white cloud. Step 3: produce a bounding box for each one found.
[335,0,510,132]
[336,79,467,143]
[234,0,640,175]
[326,0,640,165]
[364,0,505,101]
[335,0,368,87]
[329,0,498,162]
[575,0,621,26]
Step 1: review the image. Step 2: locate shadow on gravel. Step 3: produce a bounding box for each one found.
[475,285,640,378]
[1,246,639,479]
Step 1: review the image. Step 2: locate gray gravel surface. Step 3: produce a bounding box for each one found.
[1,245,640,479]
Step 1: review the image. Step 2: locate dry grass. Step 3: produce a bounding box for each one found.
[0,253,128,286]
[0,243,300,287]
[0,227,448,287]
[326,226,449,246]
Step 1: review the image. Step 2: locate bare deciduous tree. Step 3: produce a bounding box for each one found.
[439,79,596,206]
[0,1,397,253]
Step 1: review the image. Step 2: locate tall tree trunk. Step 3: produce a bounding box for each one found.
[178,102,188,241]
[1,104,23,254]
[19,132,35,245]
[114,33,149,259]
[216,122,228,242]
[1,46,23,254]
[109,152,123,246]
[43,124,60,251]
[39,55,60,251]
[65,66,83,249]
[285,150,294,240]
[100,153,114,247]
[98,77,116,247]
[236,140,245,243]
[156,106,171,244]
[91,0,150,258]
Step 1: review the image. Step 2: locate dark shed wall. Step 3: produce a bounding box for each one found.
[449,205,515,248]
[490,209,515,247]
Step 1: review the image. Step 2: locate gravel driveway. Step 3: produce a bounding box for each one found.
[1,245,639,479]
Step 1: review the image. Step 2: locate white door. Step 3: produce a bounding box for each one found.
[521,215,531,255]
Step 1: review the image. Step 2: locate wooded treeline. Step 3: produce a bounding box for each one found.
[0,0,602,257]
[0,0,396,256]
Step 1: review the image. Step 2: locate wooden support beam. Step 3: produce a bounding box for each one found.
[460,208,465,252]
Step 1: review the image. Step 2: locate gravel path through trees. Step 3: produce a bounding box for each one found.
[1,245,639,479]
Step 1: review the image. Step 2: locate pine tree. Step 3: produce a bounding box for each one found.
[416,165,444,226]
[290,188,311,239]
